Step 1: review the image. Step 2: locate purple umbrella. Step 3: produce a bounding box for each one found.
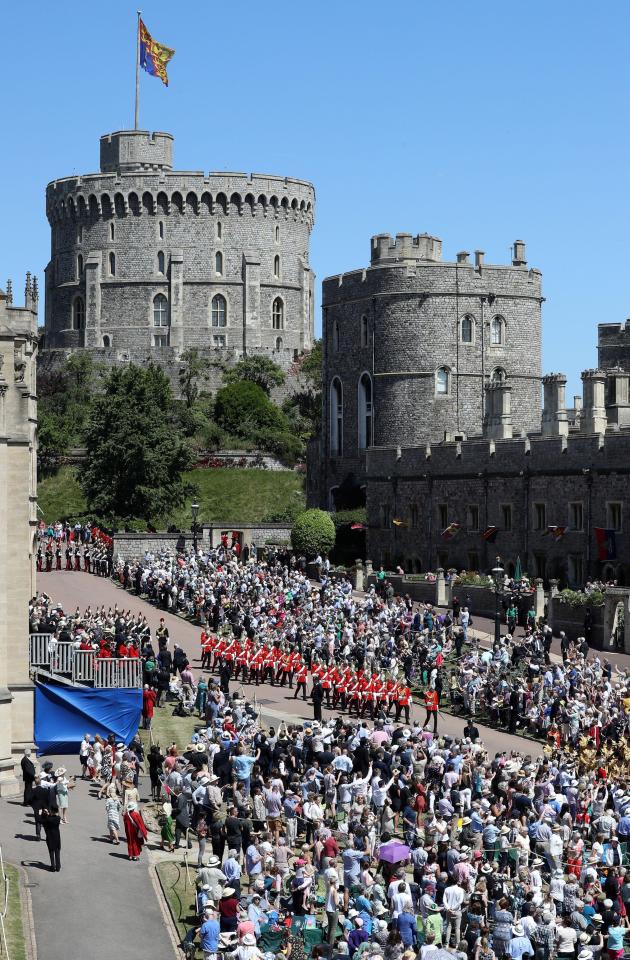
[378,840,410,864]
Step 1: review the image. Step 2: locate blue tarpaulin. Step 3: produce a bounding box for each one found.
[35,683,142,755]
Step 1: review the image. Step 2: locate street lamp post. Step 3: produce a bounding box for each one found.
[491,556,505,649]
[191,502,200,554]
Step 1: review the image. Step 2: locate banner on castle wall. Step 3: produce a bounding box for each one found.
[594,528,617,562]
[34,683,142,755]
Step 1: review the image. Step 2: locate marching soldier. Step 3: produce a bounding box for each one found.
[293,660,308,700]
[65,544,73,570]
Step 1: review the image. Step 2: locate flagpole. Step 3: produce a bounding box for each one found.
[134,10,141,130]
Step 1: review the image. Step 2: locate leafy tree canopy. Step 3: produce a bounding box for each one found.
[80,364,194,521]
[223,356,285,395]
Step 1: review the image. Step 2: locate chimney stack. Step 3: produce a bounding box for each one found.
[456,251,470,264]
[512,240,527,266]
[484,381,513,440]
[580,369,607,435]
[605,367,630,428]
[474,250,485,269]
[541,373,569,437]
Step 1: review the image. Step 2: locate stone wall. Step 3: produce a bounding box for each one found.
[43,130,315,373]
[319,235,542,507]
[364,431,630,585]
[113,523,292,561]
[548,598,605,647]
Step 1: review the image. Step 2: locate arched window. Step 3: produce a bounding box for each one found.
[332,320,339,352]
[491,316,504,345]
[275,337,283,352]
[153,294,169,326]
[72,297,85,330]
[273,255,280,278]
[436,367,450,395]
[77,254,83,278]
[109,222,115,241]
[272,297,284,330]
[330,378,343,457]
[157,251,165,274]
[275,225,280,242]
[215,251,223,275]
[108,252,116,276]
[217,221,222,239]
[461,314,473,343]
[212,294,227,327]
[158,221,164,239]
[361,315,368,347]
[358,372,373,449]
[102,335,111,348]
[492,367,507,382]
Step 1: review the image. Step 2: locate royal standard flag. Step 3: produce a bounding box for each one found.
[139,19,175,86]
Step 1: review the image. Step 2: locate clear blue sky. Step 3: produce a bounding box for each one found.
[1,0,629,398]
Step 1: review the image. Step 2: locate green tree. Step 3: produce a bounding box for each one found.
[214,381,286,437]
[291,509,336,557]
[37,409,71,476]
[178,348,207,408]
[80,364,194,521]
[283,339,322,439]
[223,356,285,395]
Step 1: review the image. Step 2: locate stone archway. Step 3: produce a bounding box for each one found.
[603,587,630,653]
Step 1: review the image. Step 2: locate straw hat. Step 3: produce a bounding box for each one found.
[222,887,235,897]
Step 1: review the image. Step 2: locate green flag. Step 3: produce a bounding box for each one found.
[514,556,522,581]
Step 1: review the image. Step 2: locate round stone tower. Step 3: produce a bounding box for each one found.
[43,130,315,369]
[320,233,542,509]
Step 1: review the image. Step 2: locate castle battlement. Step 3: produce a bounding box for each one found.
[42,129,316,367]
[370,232,443,264]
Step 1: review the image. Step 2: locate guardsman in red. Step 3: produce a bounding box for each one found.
[384,678,397,717]
[293,660,308,700]
[321,666,333,708]
[201,635,215,670]
[347,674,361,716]
[251,645,265,686]
[332,667,346,710]
[422,686,439,733]
[395,682,412,724]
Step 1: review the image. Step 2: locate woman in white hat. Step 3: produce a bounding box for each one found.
[54,767,75,825]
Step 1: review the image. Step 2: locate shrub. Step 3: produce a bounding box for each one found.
[557,589,605,608]
[291,509,336,557]
[214,381,282,437]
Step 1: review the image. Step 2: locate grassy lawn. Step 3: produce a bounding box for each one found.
[139,703,201,756]
[157,860,198,944]
[38,466,305,527]
[0,864,28,960]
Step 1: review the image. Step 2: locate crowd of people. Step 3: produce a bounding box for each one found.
[36,521,113,575]
[25,536,630,960]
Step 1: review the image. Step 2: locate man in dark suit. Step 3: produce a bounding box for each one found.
[311,676,324,722]
[41,809,62,871]
[31,774,58,840]
[20,749,36,806]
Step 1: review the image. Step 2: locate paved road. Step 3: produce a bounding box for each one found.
[2,769,174,960]
[37,570,547,756]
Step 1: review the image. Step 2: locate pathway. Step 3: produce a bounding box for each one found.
[1,770,175,960]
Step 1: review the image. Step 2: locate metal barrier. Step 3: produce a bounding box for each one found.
[72,650,95,684]
[50,642,74,675]
[94,657,142,688]
[29,635,141,688]
[29,633,53,667]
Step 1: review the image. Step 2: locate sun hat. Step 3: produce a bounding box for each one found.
[195,743,206,752]
[512,924,525,937]
[222,887,235,897]
[162,802,172,817]
[242,934,257,945]
[207,855,220,867]
[54,767,67,777]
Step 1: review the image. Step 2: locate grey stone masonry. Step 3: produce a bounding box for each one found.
[319,233,542,509]
[364,430,630,586]
[43,130,315,374]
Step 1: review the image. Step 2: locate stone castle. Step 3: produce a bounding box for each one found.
[310,232,630,586]
[42,130,315,381]
[0,276,38,793]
